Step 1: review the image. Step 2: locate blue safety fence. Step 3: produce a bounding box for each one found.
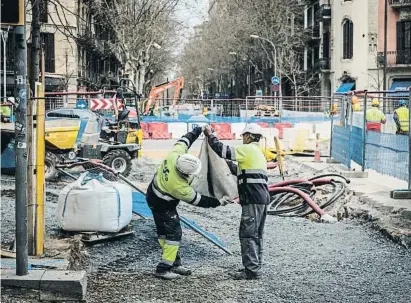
[331,126,351,168]
[365,132,408,181]
[332,125,409,182]
[350,126,364,166]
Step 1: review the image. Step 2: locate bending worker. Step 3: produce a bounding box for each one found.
[366,99,386,124]
[146,126,232,280]
[204,124,270,280]
[394,100,409,135]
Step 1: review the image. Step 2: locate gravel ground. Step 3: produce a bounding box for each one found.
[2,158,411,303]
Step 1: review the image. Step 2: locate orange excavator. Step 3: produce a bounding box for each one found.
[142,77,184,115]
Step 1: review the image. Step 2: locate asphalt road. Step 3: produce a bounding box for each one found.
[2,144,411,303]
[83,204,411,303]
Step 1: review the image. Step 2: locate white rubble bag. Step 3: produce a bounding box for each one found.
[191,140,238,200]
[58,172,132,232]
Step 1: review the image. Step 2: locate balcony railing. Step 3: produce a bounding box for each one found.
[315,4,331,22]
[390,0,411,8]
[304,25,321,44]
[377,50,411,65]
[314,58,331,71]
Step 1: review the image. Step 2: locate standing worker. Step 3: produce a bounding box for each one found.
[204,124,269,280]
[366,99,386,124]
[146,126,232,280]
[394,100,409,135]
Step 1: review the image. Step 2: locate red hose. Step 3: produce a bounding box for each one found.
[232,178,334,216]
[266,178,333,189]
[268,187,326,216]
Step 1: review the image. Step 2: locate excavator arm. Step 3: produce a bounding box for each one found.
[143,77,184,115]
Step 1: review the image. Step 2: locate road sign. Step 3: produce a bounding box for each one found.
[271,76,280,85]
[75,99,87,109]
[90,98,123,110]
[272,84,280,92]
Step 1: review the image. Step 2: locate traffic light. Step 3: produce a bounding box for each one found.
[1,0,25,26]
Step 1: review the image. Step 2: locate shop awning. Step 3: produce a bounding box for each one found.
[388,80,411,97]
[335,82,355,94]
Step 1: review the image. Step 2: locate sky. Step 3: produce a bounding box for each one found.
[175,0,209,37]
[166,0,209,79]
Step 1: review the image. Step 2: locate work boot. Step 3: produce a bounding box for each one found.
[171,266,192,276]
[154,270,182,280]
[228,270,260,280]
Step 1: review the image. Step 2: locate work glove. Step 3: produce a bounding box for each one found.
[203,125,214,137]
[219,196,233,206]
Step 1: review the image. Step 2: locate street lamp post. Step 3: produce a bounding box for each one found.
[250,34,278,96]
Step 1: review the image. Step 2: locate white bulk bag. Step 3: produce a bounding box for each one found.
[58,173,132,232]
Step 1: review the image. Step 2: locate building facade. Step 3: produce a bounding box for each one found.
[304,0,411,96]
[377,0,411,93]
[0,0,123,99]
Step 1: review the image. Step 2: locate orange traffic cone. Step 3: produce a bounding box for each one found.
[313,133,322,163]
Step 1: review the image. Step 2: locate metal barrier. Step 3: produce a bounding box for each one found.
[330,89,411,187]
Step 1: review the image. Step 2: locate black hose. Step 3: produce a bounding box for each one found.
[309,173,350,184]
[298,180,345,217]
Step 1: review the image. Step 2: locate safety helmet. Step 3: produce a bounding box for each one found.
[371,99,380,107]
[7,97,15,105]
[176,154,202,176]
[241,124,263,137]
[399,99,408,106]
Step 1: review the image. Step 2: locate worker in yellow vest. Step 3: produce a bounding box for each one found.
[366,99,386,124]
[394,100,409,135]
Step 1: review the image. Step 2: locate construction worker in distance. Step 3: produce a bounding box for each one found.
[146,126,232,280]
[203,124,270,280]
[394,99,409,135]
[366,99,386,124]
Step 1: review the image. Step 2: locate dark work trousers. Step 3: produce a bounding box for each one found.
[146,183,182,273]
[239,203,268,277]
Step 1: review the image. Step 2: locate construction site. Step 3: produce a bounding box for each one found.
[1,0,411,301]
[1,78,411,302]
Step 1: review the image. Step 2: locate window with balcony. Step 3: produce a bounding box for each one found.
[40,32,55,73]
[396,20,411,64]
[343,19,354,59]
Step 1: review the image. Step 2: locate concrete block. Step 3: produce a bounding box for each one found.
[341,171,369,178]
[1,269,45,290]
[390,190,411,200]
[168,122,188,139]
[40,270,87,301]
[295,122,314,133]
[326,158,340,164]
[231,123,246,139]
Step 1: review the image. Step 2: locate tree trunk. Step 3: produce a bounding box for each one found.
[30,0,41,91]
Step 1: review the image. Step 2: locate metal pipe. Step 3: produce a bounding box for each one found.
[408,87,411,190]
[35,85,45,255]
[383,0,388,93]
[329,95,334,158]
[362,91,368,172]
[14,24,28,276]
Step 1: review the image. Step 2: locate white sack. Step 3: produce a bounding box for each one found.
[58,173,132,232]
[191,140,238,200]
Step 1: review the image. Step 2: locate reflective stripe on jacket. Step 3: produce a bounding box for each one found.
[208,135,270,205]
[394,107,409,132]
[149,127,220,208]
